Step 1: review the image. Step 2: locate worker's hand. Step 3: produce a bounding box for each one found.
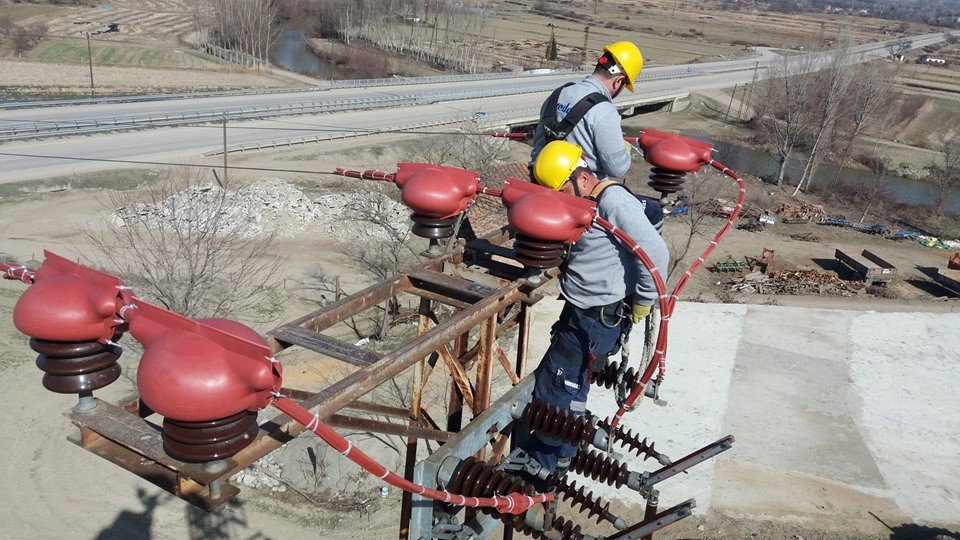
[631,302,652,323]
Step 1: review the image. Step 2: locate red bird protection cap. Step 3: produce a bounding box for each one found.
[394,163,480,219]
[130,300,281,423]
[639,129,714,173]
[12,250,129,343]
[500,179,596,243]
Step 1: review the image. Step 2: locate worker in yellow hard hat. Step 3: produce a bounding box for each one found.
[516,141,668,484]
[530,41,644,182]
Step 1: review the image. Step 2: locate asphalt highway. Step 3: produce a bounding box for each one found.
[0,31,954,183]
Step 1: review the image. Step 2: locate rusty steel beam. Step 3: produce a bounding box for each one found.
[268,273,415,349]
[218,281,526,481]
[436,343,476,411]
[473,316,496,417]
[325,414,452,443]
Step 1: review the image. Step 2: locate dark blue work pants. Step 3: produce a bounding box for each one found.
[521,301,629,473]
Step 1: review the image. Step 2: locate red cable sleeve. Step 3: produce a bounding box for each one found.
[0,263,35,284]
[271,396,553,514]
[489,132,531,140]
[333,168,397,183]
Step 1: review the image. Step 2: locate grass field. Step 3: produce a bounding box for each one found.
[26,37,225,70]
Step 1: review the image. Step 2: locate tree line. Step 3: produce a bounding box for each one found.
[751,43,959,220]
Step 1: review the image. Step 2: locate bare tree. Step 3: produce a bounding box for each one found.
[885,38,912,60]
[857,152,893,224]
[792,43,857,195]
[82,166,284,321]
[210,0,282,65]
[665,169,728,279]
[751,52,823,187]
[409,120,511,179]
[927,139,960,216]
[301,193,419,341]
[831,60,898,186]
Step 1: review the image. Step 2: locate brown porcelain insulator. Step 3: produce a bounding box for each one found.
[445,456,534,527]
[162,410,258,462]
[410,214,457,239]
[512,515,584,540]
[569,449,629,489]
[546,474,620,527]
[607,425,666,464]
[513,234,566,269]
[30,338,121,394]
[590,360,640,392]
[520,400,597,447]
[647,167,686,197]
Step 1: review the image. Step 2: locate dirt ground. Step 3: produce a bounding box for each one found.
[1,123,959,538]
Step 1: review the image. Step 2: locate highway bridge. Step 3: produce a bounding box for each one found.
[0,31,955,183]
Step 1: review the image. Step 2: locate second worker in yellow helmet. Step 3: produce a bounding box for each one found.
[516,139,669,483]
[530,41,643,182]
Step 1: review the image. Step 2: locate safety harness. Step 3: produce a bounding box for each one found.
[542,83,608,143]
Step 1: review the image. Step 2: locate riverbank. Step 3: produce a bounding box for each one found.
[306,39,445,80]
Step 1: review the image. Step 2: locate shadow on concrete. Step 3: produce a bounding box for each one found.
[890,523,960,540]
[870,511,960,539]
[94,487,164,540]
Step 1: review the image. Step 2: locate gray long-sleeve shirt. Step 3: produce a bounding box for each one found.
[559,186,670,308]
[531,76,632,180]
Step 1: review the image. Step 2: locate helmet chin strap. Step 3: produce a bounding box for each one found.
[611,78,625,99]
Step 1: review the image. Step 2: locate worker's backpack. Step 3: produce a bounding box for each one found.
[542,83,608,142]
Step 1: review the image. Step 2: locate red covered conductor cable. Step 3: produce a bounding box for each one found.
[270,396,553,514]
[596,160,745,430]
[1,263,36,284]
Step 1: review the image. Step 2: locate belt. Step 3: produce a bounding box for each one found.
[568,298,626,321]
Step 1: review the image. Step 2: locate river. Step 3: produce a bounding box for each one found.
[710,141,960,217]
[270,28,343,79]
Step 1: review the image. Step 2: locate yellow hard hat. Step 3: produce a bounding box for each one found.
[533,141,585,191]
[602,41,643,92]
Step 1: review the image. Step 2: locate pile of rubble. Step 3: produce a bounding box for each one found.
[232,453,288,493]
[729,270,864,296]
[114,179,409,241]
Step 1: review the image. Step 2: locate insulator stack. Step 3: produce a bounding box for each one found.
[162,410,259,462]
[547,474,621,528]
[513,234,566,269]
[590,360,639,391]
[514,516,585,540]
[647,167,686,201]
[445,456,532,528]
[569,449,630,489]
[410,214,457,239]
[31,338,121,395]
[609,426,666,464]
[547,516,585,540]
[521,399,597,447]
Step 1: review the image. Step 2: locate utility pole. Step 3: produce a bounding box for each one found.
[739,61,760,122]
[86,33,95,98]
[222,113,228,184]
[725,84,738,122]
[581,26,590,66]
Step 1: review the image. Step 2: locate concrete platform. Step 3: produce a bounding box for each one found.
[526,295,960,531]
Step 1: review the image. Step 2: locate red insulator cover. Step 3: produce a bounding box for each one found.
[394,162,480,218]
[12,250,127,343]
[131,300,281,422]
[639,129,714,173]
[501,179,596,243]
